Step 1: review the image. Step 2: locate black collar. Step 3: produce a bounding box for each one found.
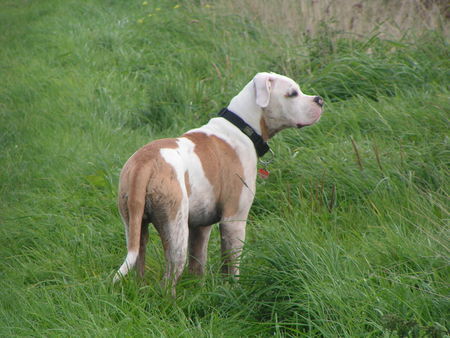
[218,108,270,157]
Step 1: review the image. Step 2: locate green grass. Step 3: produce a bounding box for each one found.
[1,0,449,336]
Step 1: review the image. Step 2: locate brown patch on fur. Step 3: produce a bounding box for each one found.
[183,132,245,218]
[259,117,269,141]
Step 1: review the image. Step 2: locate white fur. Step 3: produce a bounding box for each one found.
[229,72,322,136]
[114,72,323,290]
[113,251,138,283]
[176,138,217,218]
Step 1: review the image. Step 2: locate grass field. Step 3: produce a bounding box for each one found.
[1,0,449,336]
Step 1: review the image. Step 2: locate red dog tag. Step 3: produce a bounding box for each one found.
[258,168,270,179]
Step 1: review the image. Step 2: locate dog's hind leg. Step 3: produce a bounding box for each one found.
[154,202,189,297]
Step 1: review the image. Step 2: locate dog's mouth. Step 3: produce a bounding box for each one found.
[296,122,315,128]
[296,111,322,128]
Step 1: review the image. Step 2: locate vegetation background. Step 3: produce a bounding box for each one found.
[1,0,448,336]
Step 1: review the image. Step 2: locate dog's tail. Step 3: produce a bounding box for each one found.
[113,167,149,283]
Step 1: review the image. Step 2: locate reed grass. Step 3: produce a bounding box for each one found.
[1,0,448,336]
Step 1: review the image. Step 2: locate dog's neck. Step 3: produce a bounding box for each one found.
[227,81,269,141]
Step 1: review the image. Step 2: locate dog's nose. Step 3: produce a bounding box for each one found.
[313,96,324,107]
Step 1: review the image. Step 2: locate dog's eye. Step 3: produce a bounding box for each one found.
[287,90,298,98]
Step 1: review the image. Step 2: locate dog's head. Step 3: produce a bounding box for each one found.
[254,72,323,135]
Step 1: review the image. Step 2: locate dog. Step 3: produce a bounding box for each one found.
[113,72,323,294]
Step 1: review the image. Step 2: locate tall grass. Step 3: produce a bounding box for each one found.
[217,0,449,39]
[1,0,449,336]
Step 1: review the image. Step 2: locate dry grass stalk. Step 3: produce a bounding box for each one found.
[215,0,449,40]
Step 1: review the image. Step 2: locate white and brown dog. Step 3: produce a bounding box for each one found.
[113,72,323,293]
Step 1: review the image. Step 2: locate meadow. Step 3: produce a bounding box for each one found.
[0,0,449,336]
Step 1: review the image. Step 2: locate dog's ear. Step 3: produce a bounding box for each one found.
[253,73,272,108]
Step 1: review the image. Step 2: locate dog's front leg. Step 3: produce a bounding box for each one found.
[219,219,246,278]
[188,225,213,275]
